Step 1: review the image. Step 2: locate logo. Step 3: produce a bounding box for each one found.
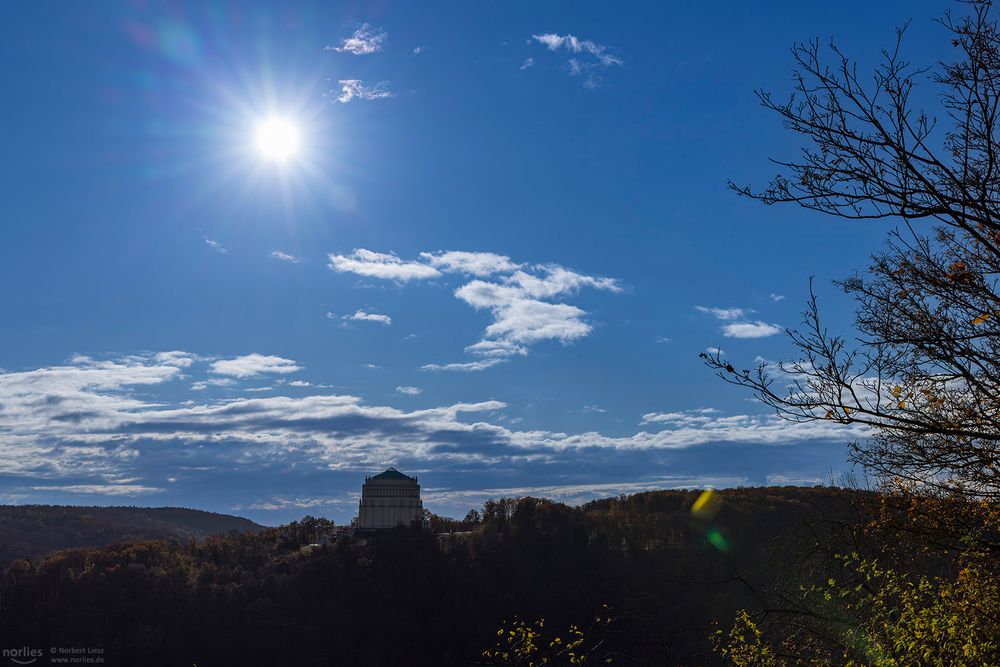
[2,647,42,665]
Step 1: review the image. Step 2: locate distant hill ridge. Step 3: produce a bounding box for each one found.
[0,505,263,565]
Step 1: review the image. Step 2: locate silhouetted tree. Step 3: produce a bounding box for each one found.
[704,1,1000,505]
[704,3,1000,663]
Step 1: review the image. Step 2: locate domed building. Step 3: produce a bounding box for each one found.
[357,467,423,530]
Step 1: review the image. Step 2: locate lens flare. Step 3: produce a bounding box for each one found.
[706,528,730,552]
[691,489,723,520]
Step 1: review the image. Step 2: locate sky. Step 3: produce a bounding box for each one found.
[0,0,954,524]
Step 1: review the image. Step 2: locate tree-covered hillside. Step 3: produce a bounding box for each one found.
[0,505,262,565]
[0,487,881,666]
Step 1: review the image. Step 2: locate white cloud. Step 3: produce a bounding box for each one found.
[510,266,621,298]
[531,33,622,66]
[419,251,520,276]
[191,378,236,391]
[413,46,423,55]
[343,309,392,326]
[204,237,227,253]
[464,340,527,358]
[241,494,359,511]
[271,250,300,263]
[696,306,749,320]
[770,293,786,302]
[421,359,507,372]
[641,412,687,424]
[530,33,623,87]
[641,408,723,425]
[396,385,422,395]
[520,57,535,70]
[209,354,302,378]
[722,321,783,339]
[696,306,781,339]
[455,267,621,351]
[327,23,386,55]
[705,347,724,356]
[155,351,197,368]
[482,299,591,344]
[334,80,393,103]
[0,352,865,497]
[328,249,440,281]
[0,354,181,448]
[330,249,621,369]
[30,484,164,496]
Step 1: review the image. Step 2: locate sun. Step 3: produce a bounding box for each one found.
[254,117,301,162]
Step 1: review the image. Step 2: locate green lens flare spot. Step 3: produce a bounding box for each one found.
[707,528,729,552]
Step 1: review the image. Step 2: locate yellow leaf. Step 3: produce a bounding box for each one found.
[972,313,991,325]
[898,401,907,409]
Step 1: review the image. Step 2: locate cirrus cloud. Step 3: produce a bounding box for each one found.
[530,32,623,88]
[327,23,386,55]
[271,250,300,263]
[334,79,393,103]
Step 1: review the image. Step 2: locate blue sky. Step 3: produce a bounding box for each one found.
[0,1,951,523]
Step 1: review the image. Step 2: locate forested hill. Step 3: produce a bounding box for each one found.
[0,505,263,565]
[0,486,884,665]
